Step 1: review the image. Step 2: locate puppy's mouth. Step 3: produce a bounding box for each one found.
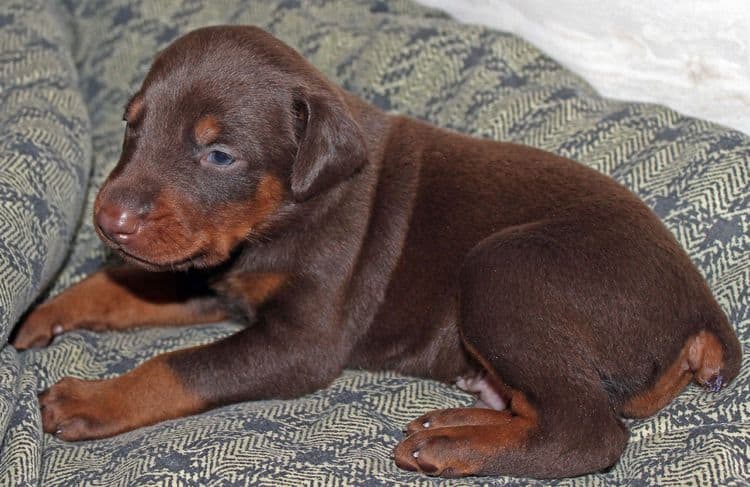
[96,226,207,271]
[115,246,206,271]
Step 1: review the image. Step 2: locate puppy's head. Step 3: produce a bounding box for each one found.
[94,26,367,271]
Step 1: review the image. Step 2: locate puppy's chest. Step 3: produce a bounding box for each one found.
[212,272,287,322]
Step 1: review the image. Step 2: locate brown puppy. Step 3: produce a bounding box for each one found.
[13,26,741,479]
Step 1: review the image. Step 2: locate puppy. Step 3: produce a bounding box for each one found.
[13,26,741,479]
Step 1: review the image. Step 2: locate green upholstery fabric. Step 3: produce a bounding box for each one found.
[1,0,748,484]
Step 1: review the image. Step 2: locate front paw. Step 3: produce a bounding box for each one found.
[13,304,70,349]
[40,377,126,441]
[394,427,478,477]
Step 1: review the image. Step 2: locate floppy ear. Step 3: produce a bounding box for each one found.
[290,93,368,201]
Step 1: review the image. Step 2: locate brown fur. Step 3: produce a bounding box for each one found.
[13,26,742,479]
[215,272,287,308]
[622,331,726,418]
[194,114,221,145]
[14,267,225,348]
[39,352,207,441]
[397,391,538,477]
[125,95,144,124]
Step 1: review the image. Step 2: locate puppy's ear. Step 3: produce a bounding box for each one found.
[291,93,367,201]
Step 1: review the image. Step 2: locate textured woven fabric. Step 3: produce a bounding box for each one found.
[0,0,748,485]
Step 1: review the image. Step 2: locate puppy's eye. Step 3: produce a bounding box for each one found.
[206,150,234,166]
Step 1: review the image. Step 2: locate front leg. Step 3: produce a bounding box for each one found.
[40,307,346,440]
[13,266,226,349]
[40,353,203,440]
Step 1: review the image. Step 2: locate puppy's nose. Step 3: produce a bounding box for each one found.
[96,204,143,244]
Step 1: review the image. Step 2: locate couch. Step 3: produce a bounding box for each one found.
[1,0,747,484]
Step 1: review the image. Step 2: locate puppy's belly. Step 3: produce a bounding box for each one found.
[349,302,472,383]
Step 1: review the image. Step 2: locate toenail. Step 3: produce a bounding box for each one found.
[52,325,63,336]
[412,450,419,458]
[422,421,430,428]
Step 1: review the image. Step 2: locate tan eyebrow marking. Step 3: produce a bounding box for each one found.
[124,95,144,123]
[194,115,221,145]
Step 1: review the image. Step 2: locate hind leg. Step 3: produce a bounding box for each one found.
[394,349,629,478]
[395,225,630,478]
[622,330,728,418]
[394,357,629,478]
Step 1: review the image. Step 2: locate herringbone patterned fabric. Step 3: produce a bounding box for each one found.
[0,0,748,485]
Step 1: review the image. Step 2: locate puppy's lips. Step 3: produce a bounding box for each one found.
[116,247,205,270]
[95,225,205,270]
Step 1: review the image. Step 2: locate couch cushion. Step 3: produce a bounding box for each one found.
[1,0,747,484]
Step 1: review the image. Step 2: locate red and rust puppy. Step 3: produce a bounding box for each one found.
[13,26,741,478]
